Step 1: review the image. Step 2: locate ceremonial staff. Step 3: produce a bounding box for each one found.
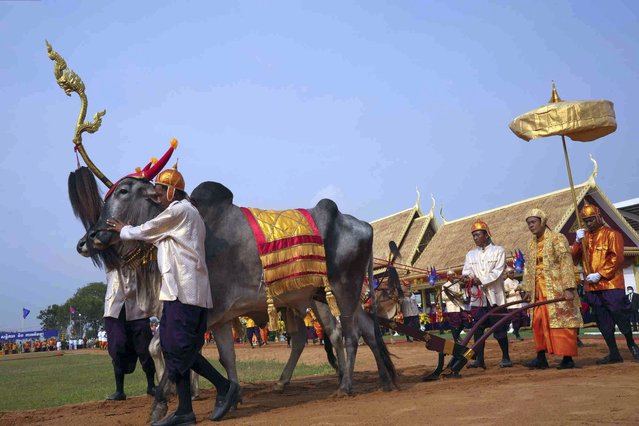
[509,82,617,274]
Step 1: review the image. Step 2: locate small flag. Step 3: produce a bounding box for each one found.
[429,266,438,286]
[70,306,75,314]
[22,308,30,319]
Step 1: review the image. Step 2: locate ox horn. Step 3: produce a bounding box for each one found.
[46,40,112,188]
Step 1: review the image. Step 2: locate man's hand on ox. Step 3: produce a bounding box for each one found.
[585,272,602,283]
[106,218,127,233]
[575,229,585,243]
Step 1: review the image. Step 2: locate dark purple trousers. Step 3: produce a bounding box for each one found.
[104,307,154,375]
[507,308,528,331]
[160,300,207,381]
[583,289,632,336]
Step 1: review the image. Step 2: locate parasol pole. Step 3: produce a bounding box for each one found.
[560,134,591,275]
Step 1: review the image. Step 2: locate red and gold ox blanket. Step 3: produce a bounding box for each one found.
[240,207,340,328]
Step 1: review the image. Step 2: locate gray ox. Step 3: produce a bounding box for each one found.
[85,178,396,420]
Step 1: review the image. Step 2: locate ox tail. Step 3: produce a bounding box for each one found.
[367,252,397,385]
[323,336,338,371]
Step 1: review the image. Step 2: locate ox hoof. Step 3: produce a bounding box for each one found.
[331,388,352,398]
[273,382,286,392]
[150,401,169,423]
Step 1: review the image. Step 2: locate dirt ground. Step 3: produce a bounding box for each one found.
[1,336,638,425]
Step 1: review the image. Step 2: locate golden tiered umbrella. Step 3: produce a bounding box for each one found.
[509,82,617,273]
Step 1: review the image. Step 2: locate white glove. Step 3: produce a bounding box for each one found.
[576,229,585,243]
[586,272,601,283]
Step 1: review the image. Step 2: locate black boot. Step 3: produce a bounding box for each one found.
[622,333,639,360]
[497,337,512,368]
[210,381,241,421]
[145,368,157,396]
[598,331,623,364]
[106,369,126,401]
[526,351,549,369]
[151,412,196,426]
[557,356,575,369]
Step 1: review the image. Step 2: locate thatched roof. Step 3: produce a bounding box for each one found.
[370,206,419,265]
[397,214,437,266]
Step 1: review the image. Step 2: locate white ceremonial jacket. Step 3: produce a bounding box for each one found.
[401,293,420,317]
[442,280,462,313]
[462,243,506,307]
[121,200,213,309]
[503,277,524,309]
[103,268,152,320]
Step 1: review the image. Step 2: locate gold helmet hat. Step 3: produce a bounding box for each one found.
[581,203,601,219]
[470,219,491,236]
[155,159,185,202]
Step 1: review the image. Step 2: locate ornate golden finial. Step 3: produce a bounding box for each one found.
[429,193,436,217]
[549,80,562,103]
[439,205,448,224]
[415,186,421,210]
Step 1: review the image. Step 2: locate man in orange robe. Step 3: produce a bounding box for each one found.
[572,204,639,363]
[523,209,582,369]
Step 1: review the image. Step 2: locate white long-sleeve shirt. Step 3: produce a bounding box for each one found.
[441,281,462,313]
[503,277,524,309]
[120,199,213,309]
[462,243,506,307]
[103,268,153,320]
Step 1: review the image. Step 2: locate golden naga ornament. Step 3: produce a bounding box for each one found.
[46,40,112,188]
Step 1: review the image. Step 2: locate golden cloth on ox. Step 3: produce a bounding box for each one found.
[240,207,340,329]
[509,99,616,142]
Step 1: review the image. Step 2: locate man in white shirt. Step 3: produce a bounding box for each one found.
[442,270,470,343]
[503,267,525,341]
[462,219,512,369]
[108,162,239,425]
[102,268,157,401]
[401,292,421,342]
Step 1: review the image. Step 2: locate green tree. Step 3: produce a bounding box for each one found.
[68,282,106,338]
[38,282,106,338]
[37,304,67,331]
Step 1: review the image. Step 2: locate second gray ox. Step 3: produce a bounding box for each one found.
[86,179,396,418]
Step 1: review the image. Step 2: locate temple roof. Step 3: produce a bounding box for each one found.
[411,162,639,275]
[370,206,419,266]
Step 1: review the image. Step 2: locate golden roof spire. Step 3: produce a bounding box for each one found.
[549,80,562,103]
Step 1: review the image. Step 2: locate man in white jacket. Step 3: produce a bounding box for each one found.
[108,163,239,425]
[462,219,512,369]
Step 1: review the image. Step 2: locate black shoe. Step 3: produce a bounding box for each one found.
[151,411,196,426]
[147,386,157,396]
[210,381,240,421]
[499,358,513,368]
[525,358,549,369]
[629,345,639,361]
[466,360,486,369]
[106,391,126,401]
[557,359,575,369]
[596,354,623,365]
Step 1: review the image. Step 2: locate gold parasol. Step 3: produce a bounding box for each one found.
[509,82,617,273]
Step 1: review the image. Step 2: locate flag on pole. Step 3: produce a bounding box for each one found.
[22,307,30,319]
[70,306,75,314]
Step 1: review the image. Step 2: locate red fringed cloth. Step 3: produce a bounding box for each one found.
[240,207,340,328]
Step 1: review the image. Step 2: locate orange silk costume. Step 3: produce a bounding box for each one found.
[523,230,582,356]
[571,225,625,292]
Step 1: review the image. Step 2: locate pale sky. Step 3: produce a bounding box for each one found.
[1,1,637,330]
